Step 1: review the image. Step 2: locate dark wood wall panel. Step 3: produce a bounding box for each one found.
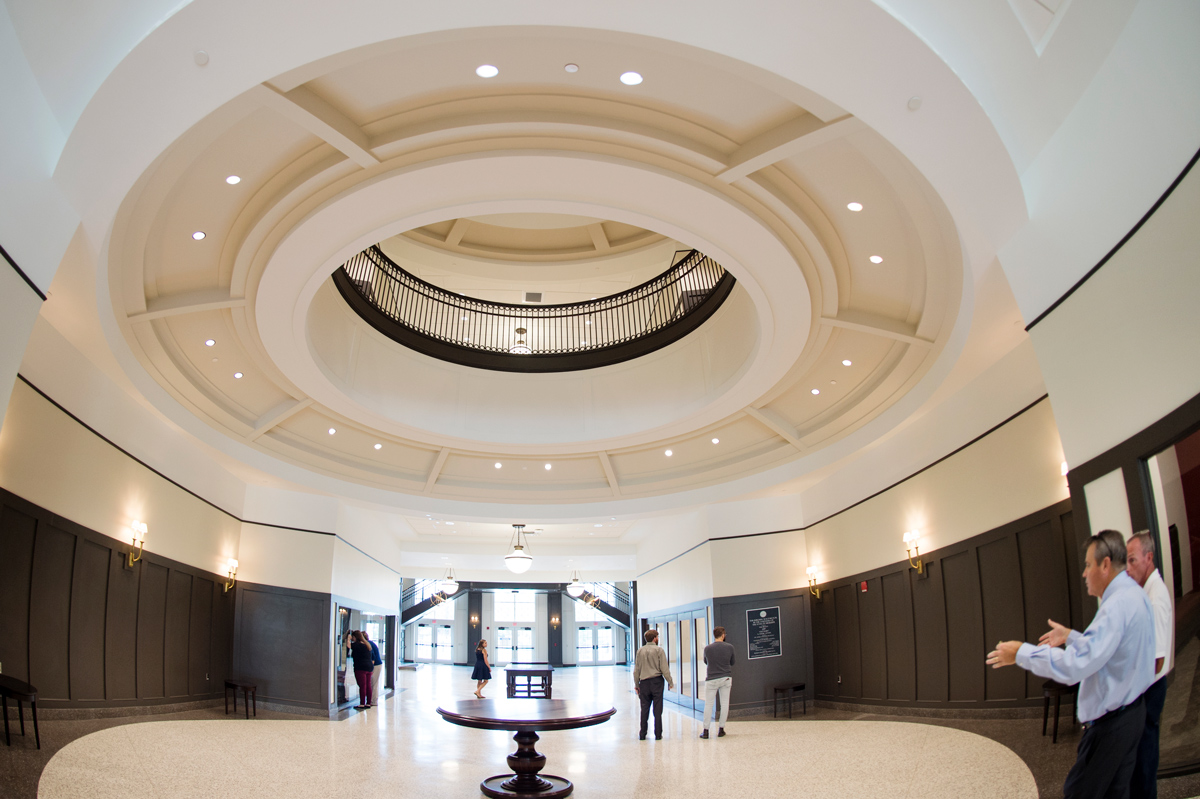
[0,488,233,708]
[813,500,1077,710]
[833,584,861,697]
[978,537,1026,701]
[881,572,915,701]
[0,506,36,682]
[1017,520,1072,698]
[857,578,887,700]
[189,579,213,696]
[942,550,984,702]
[28,525,75,700]
[164,571,192,698]
[233,583,330,709]
[69,538,110,701]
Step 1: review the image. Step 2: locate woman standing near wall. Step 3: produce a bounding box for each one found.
[347,631,375,710]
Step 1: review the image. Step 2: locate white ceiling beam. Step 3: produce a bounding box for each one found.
[598,451,621,496]
[587,223,610,252]
[423,447,451,495]
[821,310,933,347]
[247,398,313,441]
[253,83,379,168]
[445,218,471,246]
[744,406,805,452]
[717,114,864,183]
[127,289,246,322]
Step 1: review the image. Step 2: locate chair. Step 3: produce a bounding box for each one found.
[224,679,258,719]
[772,683,807,718]
[1042,679,1078,743]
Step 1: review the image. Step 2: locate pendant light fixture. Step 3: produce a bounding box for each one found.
[440,566,459,595]
[509,327,531,355]
[505,524,534,573]
[566,570,586,598]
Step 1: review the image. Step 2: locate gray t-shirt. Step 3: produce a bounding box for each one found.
[704,640,736,679]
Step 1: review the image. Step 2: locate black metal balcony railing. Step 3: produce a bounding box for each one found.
[333,245,736,372]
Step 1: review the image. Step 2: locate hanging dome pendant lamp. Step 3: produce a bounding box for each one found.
[505,524,534,574]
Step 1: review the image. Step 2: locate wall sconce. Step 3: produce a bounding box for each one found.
[126,520,147,568]
[470,614,480,628]
[903,530,925,574]
[806,566,821,599]
[224,558,239,592]
[550,614,560,629]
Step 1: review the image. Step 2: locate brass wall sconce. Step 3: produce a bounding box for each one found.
[126,520,147,568]
[903,530,925,574]
[806,566,821,599]
[224,558,239,592]
[550,614,560,629]
[470,614,480,628]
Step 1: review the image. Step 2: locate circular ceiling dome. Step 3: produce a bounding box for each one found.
[104,27,965,507]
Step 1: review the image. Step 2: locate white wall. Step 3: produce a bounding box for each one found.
[0,269,42,432]
[637,542,714,615]
[1083,469,1133,537]
[331,538,401,613]
[710,529,808,598]
[1029,158,1200,466]
[237,522,334,594]
[0,378,241,575]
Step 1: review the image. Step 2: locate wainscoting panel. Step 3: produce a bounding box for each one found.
[232,582,331,710]
[813,499,1076,709]
[0,487,234,708]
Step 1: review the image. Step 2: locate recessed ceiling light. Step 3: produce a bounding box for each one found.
[192,231,206,241]
[594,523,602,528]
[581,341,588,345]
[461,316,468,321]
[847,202,863,212]
[494,462,502,469]
[233,372,243,379]
[476,64,499,78]
[564,63,579,73]
[445,521,454,526]
[712,438,720,444]
[374,443,382,450]
[842,359,852,366]
[585,320,591,325]
[463,337,471,342]
[204,339,215,347]
[811,388,820,395]
[620,71,643,85]
[328,428,336,435]
[544,463,552,470]
[665,449,673,457]
[830,380,837,385]
[869,255,884,264]
[225,175,241,185]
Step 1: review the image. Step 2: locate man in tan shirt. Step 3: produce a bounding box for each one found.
[634,629,674,739]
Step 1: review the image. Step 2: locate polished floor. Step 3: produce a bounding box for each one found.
[28,665,1038,799]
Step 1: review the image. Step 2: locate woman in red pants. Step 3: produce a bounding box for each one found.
[346,630,375,710]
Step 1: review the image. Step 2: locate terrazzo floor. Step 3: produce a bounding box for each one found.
[8,664,1200,798]
[30,665,1037,799]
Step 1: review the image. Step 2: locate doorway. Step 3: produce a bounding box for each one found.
[576,625,615,665]
[496,626,535,664]
[415,623,453,662]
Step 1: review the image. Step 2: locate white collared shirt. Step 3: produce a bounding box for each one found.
[1144,568,1174,679]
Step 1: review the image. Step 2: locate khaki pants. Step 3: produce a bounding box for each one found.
[370,664,383,705]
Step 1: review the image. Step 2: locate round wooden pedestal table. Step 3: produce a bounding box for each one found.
[437,698,616,798]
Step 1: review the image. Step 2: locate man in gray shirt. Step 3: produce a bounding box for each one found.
[701,626,735,738]
[634,629,674,739]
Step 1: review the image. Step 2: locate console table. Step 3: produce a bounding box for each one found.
[505,664,553,698]
[437,698,615,798]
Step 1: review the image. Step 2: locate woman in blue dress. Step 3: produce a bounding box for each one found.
[471,639,491,698]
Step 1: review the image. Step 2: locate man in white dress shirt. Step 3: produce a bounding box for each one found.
[987,529,1155,799]
[1126,530,1174,799]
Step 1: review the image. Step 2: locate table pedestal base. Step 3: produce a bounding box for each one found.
[480,730,573,798]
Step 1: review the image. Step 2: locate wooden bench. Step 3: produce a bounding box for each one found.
[772,683,807,718]
[1042,679,1077,743]
[224,679,258,718]
[0,675,39,749]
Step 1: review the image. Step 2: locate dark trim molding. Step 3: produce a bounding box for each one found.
[1026,146,1200,331]
[638,394,1051,578]
[0,242,47,301]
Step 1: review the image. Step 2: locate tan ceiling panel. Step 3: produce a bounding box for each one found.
[436,453,610,493]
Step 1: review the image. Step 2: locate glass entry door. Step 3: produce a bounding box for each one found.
[576,626,615,665]
[497,626,534,664]
[415,623,453,662]
[648,607,709,712]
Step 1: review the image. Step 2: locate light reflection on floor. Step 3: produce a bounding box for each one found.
[38,664,1036,798]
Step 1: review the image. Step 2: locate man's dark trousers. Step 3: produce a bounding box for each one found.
[639,675,666,738]
[1131,678,1168,799]
[1063,696,1147,799]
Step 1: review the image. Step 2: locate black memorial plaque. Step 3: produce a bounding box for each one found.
[747,606,782,660]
